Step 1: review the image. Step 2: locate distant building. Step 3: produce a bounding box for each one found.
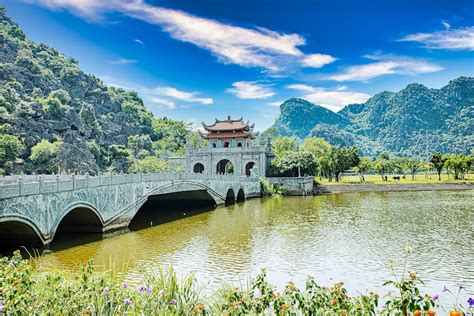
[182,116,270,176]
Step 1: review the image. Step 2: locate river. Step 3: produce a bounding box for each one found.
[37,190,474,303]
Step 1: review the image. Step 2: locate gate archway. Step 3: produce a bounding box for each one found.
[245,162,256,176]
[216,159,234,174]
[193,163,205,173]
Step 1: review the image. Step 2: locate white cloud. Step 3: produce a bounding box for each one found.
[301,53,337,68]
[154,86,213,104]
[266,100,284,107]
[442,20,451,30]
[149,97,176,109]
[134,38,145,45]
[107,58,138,65]
[32,0,336,72]
[227,81,275,99]
[286,84,370,112]
[399,26,474,51]
[328,54,443,82]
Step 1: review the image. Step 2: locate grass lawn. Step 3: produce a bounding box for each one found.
[318,173,474,185]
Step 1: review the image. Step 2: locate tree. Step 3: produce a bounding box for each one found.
[374,152,391,181]
[300,137,332,158]
[29,139,60,163]
[127,134,152,158]
[405,158,423,180]
[187,132,207,149]
[392,158,409,179]
[0,134,24,173]
[355,157,373,182]
[330,146,360,182]
[128,157,171,173]
[271,150,317,177]
[108,145,132,172]
[429,152,447,181]
[445,154,472,180]
[271,136,297,157]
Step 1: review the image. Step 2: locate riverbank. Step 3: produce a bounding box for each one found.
[315,182,474,194]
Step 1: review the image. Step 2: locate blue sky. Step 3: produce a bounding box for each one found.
[2,0,473,131]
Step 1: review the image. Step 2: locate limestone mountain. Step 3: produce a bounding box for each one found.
[0,6,191,174]
[266,77,474,157]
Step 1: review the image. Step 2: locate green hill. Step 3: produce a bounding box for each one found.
[265,77,474,157]
[0,6,193,175]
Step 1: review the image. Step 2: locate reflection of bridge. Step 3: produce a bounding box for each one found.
[0,173,260,246]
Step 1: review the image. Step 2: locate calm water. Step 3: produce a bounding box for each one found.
[38,191,474,302]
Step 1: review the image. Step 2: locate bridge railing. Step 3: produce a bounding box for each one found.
[0,172,258,200]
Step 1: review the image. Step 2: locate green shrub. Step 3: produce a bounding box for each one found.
[260,178,285,197]
[39,95,70,119]
[0,134,24,165]
[29,139,60,163]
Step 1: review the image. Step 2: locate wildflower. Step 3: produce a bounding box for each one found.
[331,299,338,305]
[0,300,5,312]
[6,262,13,269]
[138,286,147,292]
[148,288,152,294]
[81,310,91,315]
[123,283,128,288]
[124,299,132,306]
[433,295,439,301]
[170,299,177,305]
[409,272,417,281]
[442,286,448,292]
[103,287,109,294]
[199,304,205,309]
[339,281,344,287]
[13,249,20,255]
[468,297,474,307]
[405,244,413,254]
[357,303,362,309]
[281,304,290,310]
[459,285,465,290]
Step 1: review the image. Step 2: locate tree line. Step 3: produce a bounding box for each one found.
[268,136,473,182]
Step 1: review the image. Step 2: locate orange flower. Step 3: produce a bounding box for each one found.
[338,282,344,287]
[198,303,205,310]
[281,304,290,310]
[409,272,417,281]
[331,300,338,305]
[81,310,91,315]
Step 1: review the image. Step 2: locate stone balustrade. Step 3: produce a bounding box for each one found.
[0,172,257,200]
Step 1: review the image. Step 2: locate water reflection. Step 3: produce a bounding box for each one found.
[38,191,474,301]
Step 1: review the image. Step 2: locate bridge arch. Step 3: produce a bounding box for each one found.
[51,203,104,240]
[193,163,205,173]
[216,159,234,174]
[225,188,236,205]
[0,216,44,250]
[237,188,245,202]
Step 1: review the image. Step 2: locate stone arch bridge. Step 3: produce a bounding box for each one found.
[0,173,260,247]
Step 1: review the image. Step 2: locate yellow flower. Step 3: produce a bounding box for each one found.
[281,304,290,310]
